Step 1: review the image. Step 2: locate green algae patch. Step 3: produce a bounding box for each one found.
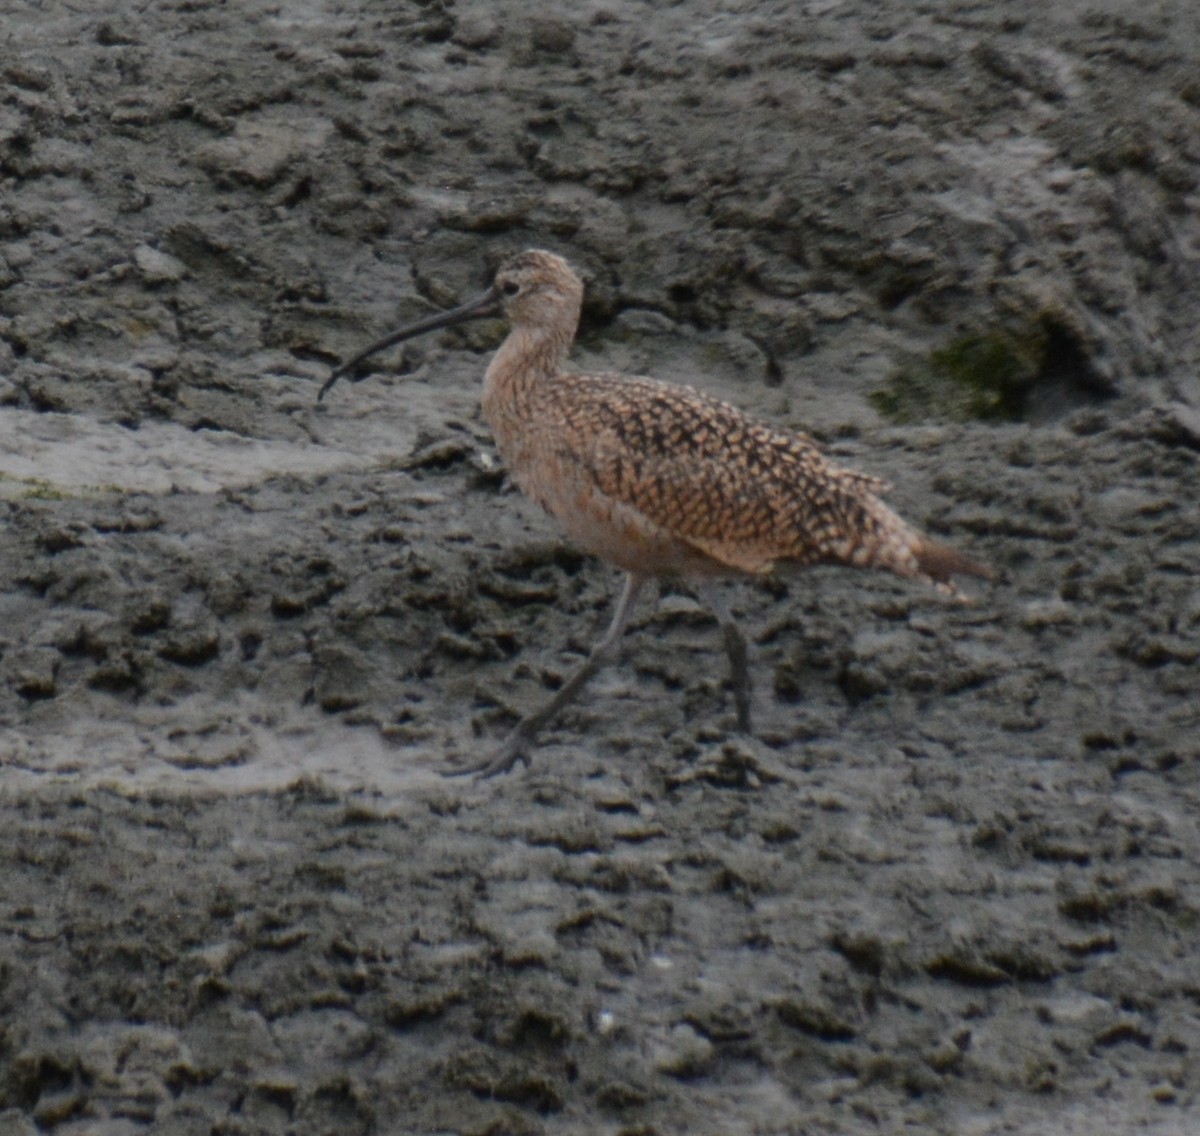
[0,473,127,502]
[872,328,1047,424]
[870,305,1114,425]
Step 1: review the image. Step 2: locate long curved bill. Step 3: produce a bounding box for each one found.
[317,284,501,402]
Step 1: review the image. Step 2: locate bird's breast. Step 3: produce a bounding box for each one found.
[499,438,723,578]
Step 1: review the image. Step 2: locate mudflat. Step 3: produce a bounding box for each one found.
[1,2,1198,1133]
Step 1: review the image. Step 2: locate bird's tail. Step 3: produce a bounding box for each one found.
[914,535,994,586]
[857,497,993,599]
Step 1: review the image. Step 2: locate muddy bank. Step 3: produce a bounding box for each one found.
[1,1,1199,1133]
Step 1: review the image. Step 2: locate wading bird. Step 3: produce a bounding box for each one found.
[319,250,991,777]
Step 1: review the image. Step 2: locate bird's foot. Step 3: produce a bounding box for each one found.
[669,736,793,790]
[443,727,533,781]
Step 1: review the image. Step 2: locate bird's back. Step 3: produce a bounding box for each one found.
[486,369,984,587]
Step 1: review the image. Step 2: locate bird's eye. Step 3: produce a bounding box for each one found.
[501,280,520,297]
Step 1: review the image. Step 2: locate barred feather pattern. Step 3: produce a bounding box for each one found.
[485,366,986,588]
[472,249,990,591]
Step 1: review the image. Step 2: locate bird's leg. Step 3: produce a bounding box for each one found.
[696,582,752,733]
[446,573,646,779]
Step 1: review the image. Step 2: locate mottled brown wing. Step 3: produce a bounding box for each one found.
[550,373,893,574]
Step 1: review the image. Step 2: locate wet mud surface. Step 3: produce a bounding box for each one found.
[2,1,1199,1133]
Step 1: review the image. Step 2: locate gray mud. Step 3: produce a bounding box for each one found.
[2,2,1199,1133]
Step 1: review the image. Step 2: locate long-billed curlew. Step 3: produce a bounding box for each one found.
[319,249,992,777]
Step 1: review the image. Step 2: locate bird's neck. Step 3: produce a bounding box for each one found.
[483,324,571,404]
